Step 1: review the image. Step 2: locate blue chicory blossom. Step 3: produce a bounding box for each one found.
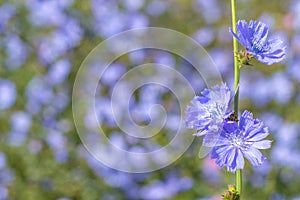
[185,83,232,147]
[230,20,286,65]
[211,110,271,172]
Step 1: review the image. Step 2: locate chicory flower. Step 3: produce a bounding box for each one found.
[211,110,271,172]
[230,20,286,65]
[185,83,232,147]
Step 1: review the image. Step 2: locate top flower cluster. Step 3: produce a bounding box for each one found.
[185,83,271,172]
[230,20,286,65]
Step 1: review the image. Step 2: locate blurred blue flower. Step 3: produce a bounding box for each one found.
[10,111,32,133]
[101,63,125,86]
[165,114,180,131]
[46,59,71,85]
[26,0,71,27]
[57,198,71,200]
[58,18,82,47]
[50,89,70,115]
[26,76,54,109]
[95,97,117,127]
[146,0,169,16]
[7,111,32,146]
[269,72,294,104]
[122,0,144,11]
[230,20,286,65]
[0,153,6,170]
[209,48,232,73]
[0,79,16,110]
[259,112,282,132]
[153,51,176,67]
[139,180,175,199]
[5,34,29,69]
[0,168,14,186]
[0,186,8,199]
[211,111,271,172]
[91,0,125,37]
[185,83,232,146]
[291,0,300,30]
[193,27,215,47]
[239,71,272,107]
[0,3,15,32]
[288,57,300,83]
[194,0,221,24]
[128,50,146,65]
[241,70,294,107]
[109,132,128,150]
[270,122,300,171]
[128,13,149,29]
[8,130,28,147]
[0,154,14,200]
[37,17,82,63]
[46,129,68,162]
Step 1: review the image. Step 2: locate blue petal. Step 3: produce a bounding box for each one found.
[214,135,232,146]
[252,140,272,149]
[196,96,209,104]
[239,110,254,130]
[251,20,269,47]
[267,38,284,51]
[185,97,211,129]
[227,149,244,172]
[255,51,286,65]
[235,150,245,170]
[243,148,266,166]
[245,125,269,141]
[211,144,231,160]
[247,131,269,142]
[229,27,240,43]
[193,129,207,136]
[239,110,270,141]
[215,147,233,167]
[264,48,286,59]
[203,131,220,147]
[230,20,251,49]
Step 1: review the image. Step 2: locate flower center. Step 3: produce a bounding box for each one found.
[232,136,244,148]
[227,131,250,150]
[251,38,270,54]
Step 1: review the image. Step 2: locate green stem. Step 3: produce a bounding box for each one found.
[236,169,242,196]
[231,0,242,197]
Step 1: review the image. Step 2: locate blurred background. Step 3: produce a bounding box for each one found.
[0,0,299,199]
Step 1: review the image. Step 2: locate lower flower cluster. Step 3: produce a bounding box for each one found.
[185,84,271,172]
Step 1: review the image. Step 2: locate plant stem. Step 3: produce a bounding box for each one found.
[230,0,242,197]
[236,169,242,196]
